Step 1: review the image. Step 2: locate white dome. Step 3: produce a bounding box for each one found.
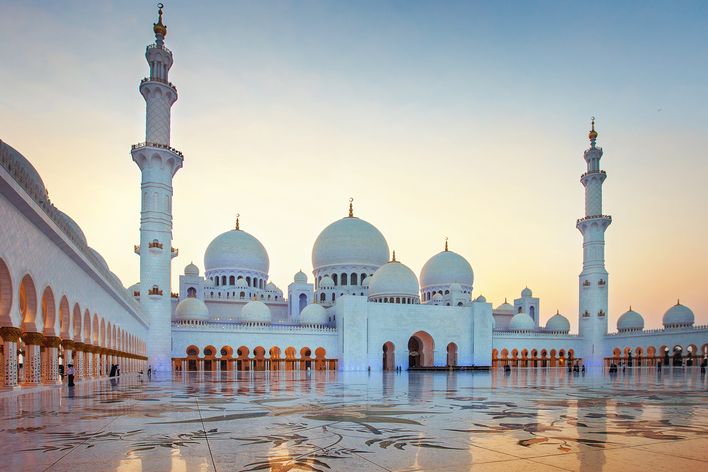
[420,249,473,288]
[312,216,389,270]
[510,312,535,332]
[294,270,307,284]
[57,210,87,246]
[184,262,199,276]
[175,297,209,322]
[450,282,462,291]
[204,229,269,274]
[546,312,570,333]
[0,140,47,199]
[494,300,514,314]
[127,282,140,296]
[320,275,334,287]
[475,295,487,302]
[432,293,443,301]
[662,302,694,328]
[241,300,271,324]
[362,277,370,288]
[521,287,533,297]
[88,247,109,271]
[299,303,328,325]
[265,282,278,291]
[368,260,420,299]
[235,278,248,288]
[617,309,644,332]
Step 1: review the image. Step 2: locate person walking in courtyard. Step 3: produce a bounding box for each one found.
[148,365,152,380]
[67,364,75,387]
[109,363,117,377]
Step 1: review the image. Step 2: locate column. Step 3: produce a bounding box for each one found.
[21,332,44,384]
[86,345,94,378]
[0,327,21,387]
[74,342,84,381]
[43,336,61,384]
[61,339,74,382]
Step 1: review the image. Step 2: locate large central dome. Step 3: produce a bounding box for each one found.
[312,216,389,269]
[420,249,473,288]
[204,229,269,273]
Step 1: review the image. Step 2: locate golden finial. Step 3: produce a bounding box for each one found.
[629,305,632,311]
[153,3,167,37]
[504,297,507,303]
[676,298,681,306]
[391,250,396,262]
[348,197,354,217]
[444,236,448,252]
[235,213,240,230]
[588,116,598,141]
[556,309,560,315]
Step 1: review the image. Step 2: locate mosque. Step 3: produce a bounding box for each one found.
[0,7,706,388]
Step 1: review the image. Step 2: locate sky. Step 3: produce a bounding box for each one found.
[1,0,707,332]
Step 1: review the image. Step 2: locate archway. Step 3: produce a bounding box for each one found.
[203,345,216,371]
[383,342,395,371]
[19,274,38,332]
[315,347,326,370]
[285,346,296,370]
[491,348,499,368]
[186,345,199,371]
[253,346,266,371]
[408,331,434,368]
[236,346,250,371]
[0,259,11,325]
[59,296,70,338]
[269,346,282,370]
[220,345,233,371]
[300,346,312,370]
[298,293,307,314]
[446,342,458,367]
[41,286,56,335]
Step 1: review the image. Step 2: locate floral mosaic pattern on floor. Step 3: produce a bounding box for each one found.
[1,369,707,471]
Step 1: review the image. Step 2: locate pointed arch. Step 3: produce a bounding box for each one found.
[19,274,38,331]
[0,258,12,325]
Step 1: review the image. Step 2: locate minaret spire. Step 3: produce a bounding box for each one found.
[348,197,354,217]
[235,213,240,231]
[577,117,611,367]
[444,236,448,251]
[131,6,183,373]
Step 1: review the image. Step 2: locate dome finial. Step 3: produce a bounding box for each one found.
[556,308,560,315]
[588,116,598,142]
[676,298,681,306]
[235,213,240,231]
[153,3,167,41]
[444,236,448,252]
[391,250,396,262]
[348,197,354,217]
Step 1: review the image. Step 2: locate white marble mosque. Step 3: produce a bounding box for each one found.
[0,6,706,390]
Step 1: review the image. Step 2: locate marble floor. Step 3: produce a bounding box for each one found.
[1,368,706,471]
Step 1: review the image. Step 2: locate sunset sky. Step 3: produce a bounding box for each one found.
[1,0,706,331]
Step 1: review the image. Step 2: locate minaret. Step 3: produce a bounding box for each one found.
[576,118,611,367]
[131,5,183,372]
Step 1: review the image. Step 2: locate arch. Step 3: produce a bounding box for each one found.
[285,346,296,359]
[72,304,81,340]
[351,273,358,285]
[40,285,57,335]
[229,275,235,285]
[83,310,91,343]
[269,346,281,358]
[0,258,12,324]
[254,346,266,359]
[319,292,326,302]
[529,305,535,321]
[92,313,99,344]
[58,296,70,338]
[408,331,434,368]
[382,342,395,371]
[19,274,38,331]
[300,346,312,358]
[187,287,197,297]
[341,273,348,286]
[236,345,250,359]
[446,342,458,367]
[186,345,199,357]
[701,343,708,357]
[298,293,307,314]
[332,274,338,285]
[220,345,233,358]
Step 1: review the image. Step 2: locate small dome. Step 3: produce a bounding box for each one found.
[662,302,694,328]
[299,303,328,325]
[240,300,271,324]
[235,278,248,288]
[362,277,370,288]
[521,287,533,297]
[475,295,487,303]
[0,140,48,200]
[312,216,389,270]
[127,282,140,296]
[184,262,200,276]
[57,210,87,246]
[368,260,420,300]
[265,282,278,291]
[175,297,209,322]
[546,312,570,333]
[293,270,307,284]
[204,228,269,274]
[617,308,644,332]
[320,275,334,287]
[494,300,514,314]
[88,247,110,271]
[432,293,443,301]
[420,249,473,289]
[510,312,535,332]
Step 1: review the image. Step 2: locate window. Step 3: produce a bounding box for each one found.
[187,287,197,298]
[351,273,358,285]
[229,276,235,285]
[341,273,348,285]
[332,274,338,285]
[320,292,326,302]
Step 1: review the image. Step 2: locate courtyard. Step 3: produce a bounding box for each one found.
[0,368,706,471]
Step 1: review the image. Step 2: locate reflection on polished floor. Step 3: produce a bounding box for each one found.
[0,368,706,471]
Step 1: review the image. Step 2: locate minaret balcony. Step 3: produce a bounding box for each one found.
[576,214,612,231]
[131,141,184,158]
[140,76,177,94]
[134,244,140,255]
[170,292,179,299]
[171,247,179,259]
[146,43,172,55]
[148,286,163,298]
[580,170,606,183]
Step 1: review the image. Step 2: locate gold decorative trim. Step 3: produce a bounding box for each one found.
[0,326,22,342]
[61,339,75,349]
[21,332,45,346]
[43,336,62,348]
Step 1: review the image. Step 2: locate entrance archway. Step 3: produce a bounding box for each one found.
[408,331,434,368]
[446,342,458,367]
[383,342,395,371]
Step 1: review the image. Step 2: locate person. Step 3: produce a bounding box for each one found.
[581,364,586,374]
[67,364,75,387]
[109,363,117,377]
[116,363,121,376]
[148,365,152,380]
[504,364,511,373]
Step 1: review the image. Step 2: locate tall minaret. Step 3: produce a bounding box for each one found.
[576,118,611,367]
[131,5,183,372]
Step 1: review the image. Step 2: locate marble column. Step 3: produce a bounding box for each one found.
[74,342,84,381]
[0,327,22,387]
[85,345,94,378]
[21,332,44,384]
[61,339,74,382]
[43,336,61,384]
